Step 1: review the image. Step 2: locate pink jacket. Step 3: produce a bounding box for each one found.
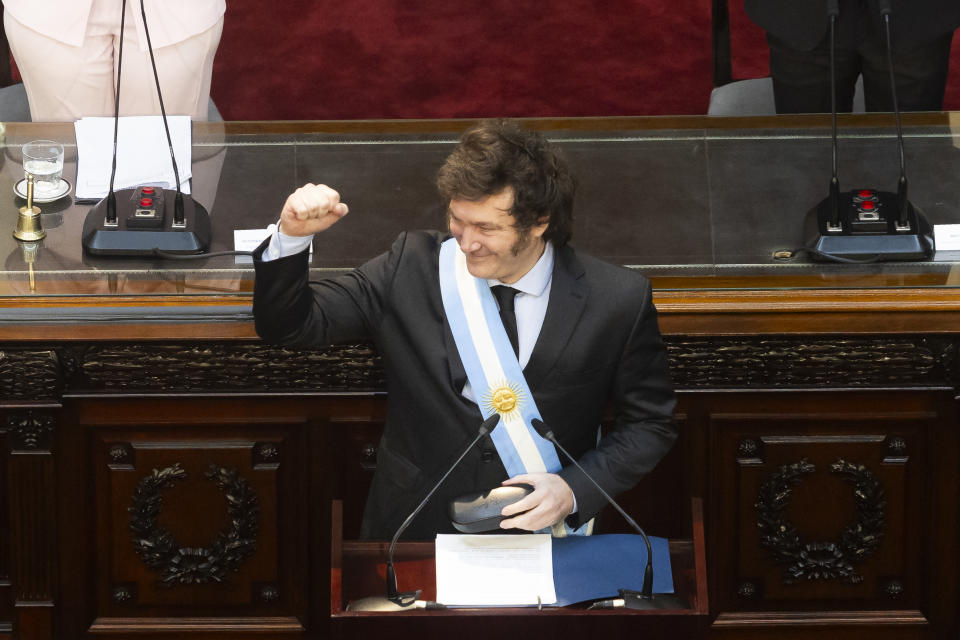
[4,0,226,50]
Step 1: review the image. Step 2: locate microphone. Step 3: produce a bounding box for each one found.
[81,0,211,256]
[877,0,909,227]
[826,0,841,231]
[803,0,933,263]
[531,419,685,610]
[346,413,501,612]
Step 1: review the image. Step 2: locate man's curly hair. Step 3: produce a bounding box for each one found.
[436,119,575,247]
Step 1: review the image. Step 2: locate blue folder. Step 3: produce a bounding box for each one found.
[551,534,674,607]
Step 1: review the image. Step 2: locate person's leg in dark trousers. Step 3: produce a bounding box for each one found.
[767,32,861,113]
[858,28,954,112]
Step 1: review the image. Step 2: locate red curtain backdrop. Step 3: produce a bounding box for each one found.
[210,0,960,120]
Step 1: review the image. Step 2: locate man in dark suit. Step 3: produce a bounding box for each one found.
[253,120,676,540]
[745,0,960,113]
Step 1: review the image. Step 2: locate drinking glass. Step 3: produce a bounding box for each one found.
[22,140,64,196]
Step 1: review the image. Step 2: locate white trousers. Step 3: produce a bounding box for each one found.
[4,3,223,121]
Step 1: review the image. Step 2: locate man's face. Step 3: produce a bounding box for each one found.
[447,188,548,284]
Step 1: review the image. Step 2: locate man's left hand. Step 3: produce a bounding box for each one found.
[499,473,574,531]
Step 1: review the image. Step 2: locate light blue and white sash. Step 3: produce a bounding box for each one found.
[439,238,590,536]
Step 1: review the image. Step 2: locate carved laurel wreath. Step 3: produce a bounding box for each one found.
[755,458,886,584]
[128,463,260,587]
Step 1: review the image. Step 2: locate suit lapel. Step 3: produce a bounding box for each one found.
[523,245,588,390]
[435,238,468,393]
[442,313,468,393]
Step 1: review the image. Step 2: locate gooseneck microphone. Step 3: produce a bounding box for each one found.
[532,419,683,610]
[803,0,933,263]
[103,0,128,226]
[826,0,841,231]
[139,0,185,227]
[346,413,501,612]
[82,0,212,256]
[879,0,909,227]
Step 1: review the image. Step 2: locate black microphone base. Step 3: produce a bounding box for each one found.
[805,190,933,262]
[82,187,211,256]
[620,591,689,610]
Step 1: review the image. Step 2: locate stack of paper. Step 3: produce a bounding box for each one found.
[436,534,556,606]
[74,115,192,200]
[434,533,675,607]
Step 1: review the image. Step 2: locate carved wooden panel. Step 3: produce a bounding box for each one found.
[0,349,61,401]
[4,410,55,452]
[708,392,935,618]
[69,343,385,394]
[1,408,59,639]
[666,337,953,389]
[92,421,304,621]
[330,419,385,541]
[0,331,954,639]
[8,452,58,602]
[0,425,8,624]
[0,335,957,403]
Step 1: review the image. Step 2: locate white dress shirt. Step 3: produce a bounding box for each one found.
[485,241,554,369]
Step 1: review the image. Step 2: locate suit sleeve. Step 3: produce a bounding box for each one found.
[252,232,409,347]
[559,279,677,527]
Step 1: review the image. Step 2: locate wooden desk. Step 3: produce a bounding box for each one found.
[330,499,708,637]
[0,116,958,639]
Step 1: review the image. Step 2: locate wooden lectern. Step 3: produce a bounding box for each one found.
[330,498,708,638]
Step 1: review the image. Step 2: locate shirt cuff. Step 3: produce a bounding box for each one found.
[261,221,314,261]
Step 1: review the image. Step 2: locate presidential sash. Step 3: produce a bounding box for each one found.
[438,238,591,536]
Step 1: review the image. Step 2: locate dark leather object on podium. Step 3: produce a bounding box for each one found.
[448,485,533,533]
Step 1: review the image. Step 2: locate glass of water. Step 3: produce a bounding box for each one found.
[22,140,64,196]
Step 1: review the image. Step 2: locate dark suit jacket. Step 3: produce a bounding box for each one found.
[253,231,677,540]
[745,0,960,51]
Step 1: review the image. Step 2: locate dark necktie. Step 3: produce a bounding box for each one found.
[491,285,520,357]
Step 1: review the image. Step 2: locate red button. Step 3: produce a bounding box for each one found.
[861,201,875,210]
[859,190,873,198]
[142,187,155,195]
[140,198,153,207]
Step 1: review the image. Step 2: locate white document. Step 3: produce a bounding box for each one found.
[934,224,960,251]
[232,225,314,263]
[234,226,275,253]
[74,115,192,199]
[435,534,556,606]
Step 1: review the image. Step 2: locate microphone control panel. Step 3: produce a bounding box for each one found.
[850,189,886,232]
[126,185,166,229]
[806,187,932,261]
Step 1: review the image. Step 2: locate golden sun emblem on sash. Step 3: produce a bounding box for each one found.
[483,381,525,420]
